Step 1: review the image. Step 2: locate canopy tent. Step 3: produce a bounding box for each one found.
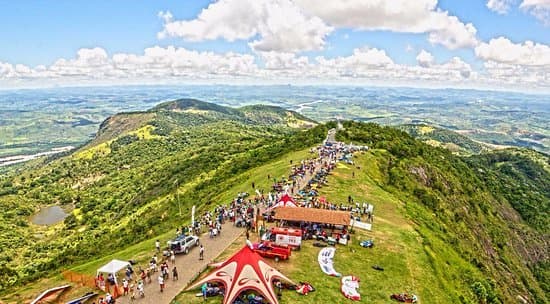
[96,259,130,286]
[187,243,295,304]
[269,194,298,210]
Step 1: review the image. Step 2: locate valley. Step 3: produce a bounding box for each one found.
[0,86,548,161]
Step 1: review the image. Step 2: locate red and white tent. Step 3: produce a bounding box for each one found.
[270,194,298,209]
[187,244,294,304]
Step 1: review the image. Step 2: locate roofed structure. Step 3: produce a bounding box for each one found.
[274,207,350,226]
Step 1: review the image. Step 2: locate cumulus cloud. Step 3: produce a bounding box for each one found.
[1,44,547,90]
[258,52,310,70]
[416,50,435,67]
[475,37,550,66]
[520,0,550,25]
[157,0,333,52]
[294,0,479,49]
[475,37,549,87]
[487,0,515,14]
[157,0,477,51]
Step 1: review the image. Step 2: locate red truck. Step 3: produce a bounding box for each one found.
[251,241,291,262]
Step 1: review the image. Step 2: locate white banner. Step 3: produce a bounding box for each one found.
[191,205,196,227]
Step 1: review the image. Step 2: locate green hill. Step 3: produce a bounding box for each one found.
[336,121,548,303]
[0,105,547,304]
[0,100,327,293]
[398,124,488,154]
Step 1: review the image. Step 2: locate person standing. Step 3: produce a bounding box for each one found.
[201,283,208,300]
[155,240,160,252]
[172,266,178,281]
[122,278,129,296]
[158,275,165,292]
[170,250,176,265]
[199,244,204,260]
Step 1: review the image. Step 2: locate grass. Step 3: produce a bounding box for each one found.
[173,150,460,303]
[5,147,489,303]
[1,147,315,303]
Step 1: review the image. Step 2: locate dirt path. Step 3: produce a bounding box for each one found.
[116,131,336,304]
[115,223,245,304]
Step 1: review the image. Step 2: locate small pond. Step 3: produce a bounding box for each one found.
[31,205,68,225]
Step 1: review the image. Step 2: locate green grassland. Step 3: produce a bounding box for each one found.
[174,122,549,303]
[0,100,330,297]
[0,102,547,304]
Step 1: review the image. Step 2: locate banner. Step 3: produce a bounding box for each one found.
[191,205,195,227]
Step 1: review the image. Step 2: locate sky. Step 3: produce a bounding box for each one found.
[0,0,549,91]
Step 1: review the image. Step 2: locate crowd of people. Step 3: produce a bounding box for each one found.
[92,135,371,303]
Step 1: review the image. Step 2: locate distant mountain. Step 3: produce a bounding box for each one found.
[87,98,316,149]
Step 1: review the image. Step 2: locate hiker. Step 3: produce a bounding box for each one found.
[123,278,129,295]
[129,283,136,301]
[170,250,176,264]
[140,269,146,282]
[137,280,145,297]
[201,283,208,300]
[158,275,165,292]
[172,266,178,281]
[146,268,152,283]
[155,240,160,252]
[199,244,204,260]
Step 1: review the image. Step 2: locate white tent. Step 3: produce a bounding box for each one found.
[97,259,130,286]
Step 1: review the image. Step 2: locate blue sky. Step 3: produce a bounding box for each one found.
[0,0,548,91]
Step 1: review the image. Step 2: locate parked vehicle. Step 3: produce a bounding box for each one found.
[263,227,302,249]
[251,241,291,262]
[167,235,200,254]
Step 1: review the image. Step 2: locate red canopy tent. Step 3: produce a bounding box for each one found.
[187,244,294,304]
[269,193,298,209]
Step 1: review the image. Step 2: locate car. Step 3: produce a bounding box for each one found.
[167,235,200,254]
[251,241,291,262]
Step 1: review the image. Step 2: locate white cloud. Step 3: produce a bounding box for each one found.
[258,52,310,70]
[487,0,515,14]
[112,46,257,76]
[157,0,333,53]
[475,37,550,66]
[294,0,479,49]
[416,50,435,67]
[1,44,548,91]
[520,0,550,25]
[475,37,550,87]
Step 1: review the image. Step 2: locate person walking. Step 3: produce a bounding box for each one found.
[199,244,204,260]
[158,275,165,292]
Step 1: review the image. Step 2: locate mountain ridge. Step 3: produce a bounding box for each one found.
[0,102,547,304]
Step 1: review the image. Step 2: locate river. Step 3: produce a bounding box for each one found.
[0,146,75,167]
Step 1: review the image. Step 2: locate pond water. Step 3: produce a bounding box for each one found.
[31,205,68,225]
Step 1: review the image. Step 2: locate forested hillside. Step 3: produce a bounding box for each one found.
[337,121,549,303]
[0,103,547,304]
[0,99,328,292]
